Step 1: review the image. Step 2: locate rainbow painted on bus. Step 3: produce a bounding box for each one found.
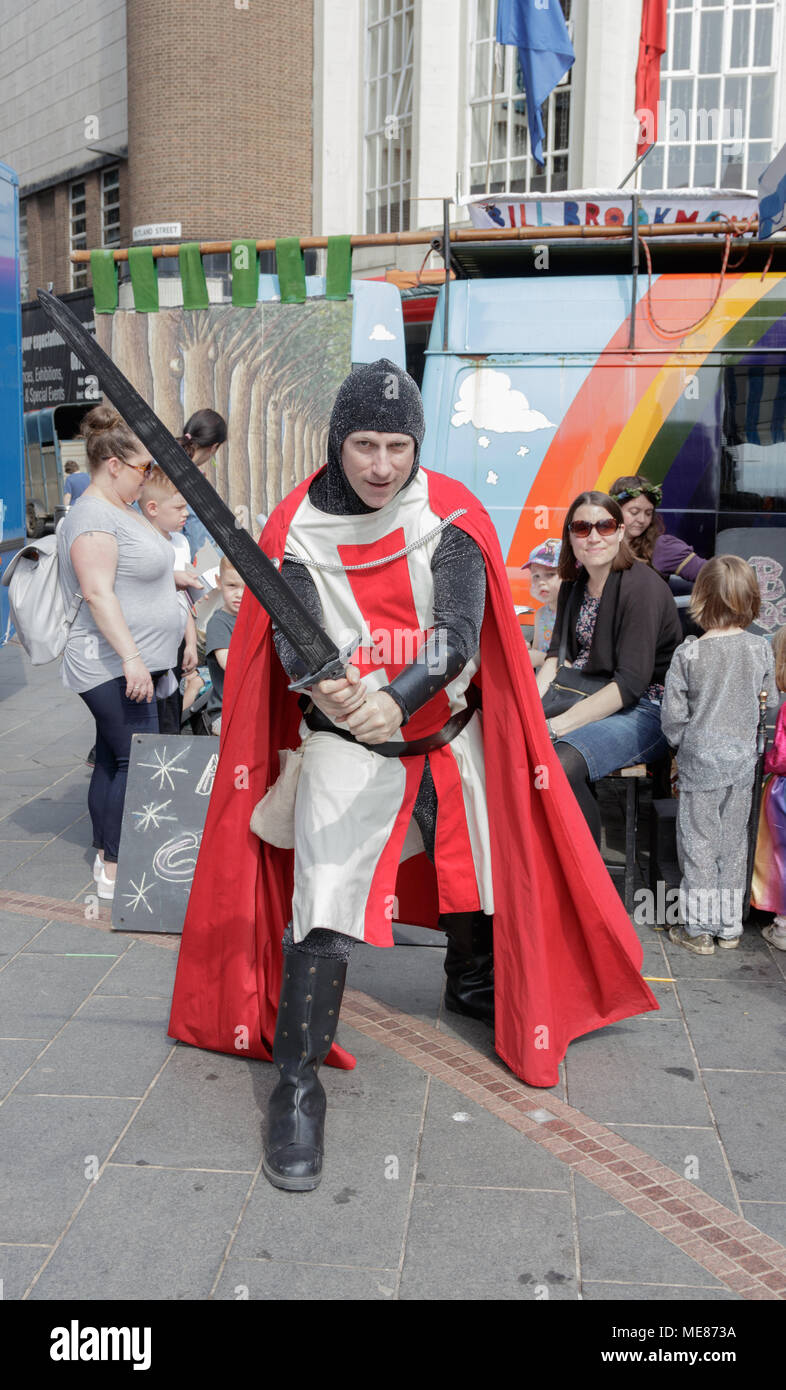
[421,268,786,604]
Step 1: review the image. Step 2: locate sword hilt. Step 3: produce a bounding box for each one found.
[287,636,362,693]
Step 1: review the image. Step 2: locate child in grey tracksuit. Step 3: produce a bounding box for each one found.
[661,556,776,954]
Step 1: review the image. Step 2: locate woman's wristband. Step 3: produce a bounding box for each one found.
[121,652,141,665]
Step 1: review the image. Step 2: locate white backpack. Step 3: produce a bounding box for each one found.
[2,532,83,665]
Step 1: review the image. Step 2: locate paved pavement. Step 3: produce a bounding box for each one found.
[1,639,785,1303]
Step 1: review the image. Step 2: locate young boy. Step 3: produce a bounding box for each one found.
[204,557,245,736]
[139,467,199,733]
[521,539,562,669]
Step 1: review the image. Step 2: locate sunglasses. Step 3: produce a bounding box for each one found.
[122,460,154,479]
[568,518,620,539]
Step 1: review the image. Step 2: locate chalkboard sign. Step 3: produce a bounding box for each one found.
[716,527,786,637]
[112,733,219,933]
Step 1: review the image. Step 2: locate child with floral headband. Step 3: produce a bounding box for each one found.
[610,474,707,584]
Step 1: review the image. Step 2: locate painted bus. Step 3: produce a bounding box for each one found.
[418,234,786,625]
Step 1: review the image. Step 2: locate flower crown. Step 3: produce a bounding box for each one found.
[613,483,663,507]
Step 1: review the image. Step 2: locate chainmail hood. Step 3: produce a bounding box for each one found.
[313,358,426,515]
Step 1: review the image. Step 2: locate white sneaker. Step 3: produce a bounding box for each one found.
[96,866,116,901]
[762,919,786,951]
[93,854,103,881]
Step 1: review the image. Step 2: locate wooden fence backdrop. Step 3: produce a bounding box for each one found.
[95,301,354,529]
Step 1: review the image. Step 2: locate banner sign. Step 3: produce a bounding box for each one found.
[464,191,757,233]
[21,290,97,410]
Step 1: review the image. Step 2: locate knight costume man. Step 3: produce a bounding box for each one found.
[168,359,657,1192]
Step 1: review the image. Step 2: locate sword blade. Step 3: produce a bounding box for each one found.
[38,290,343,680]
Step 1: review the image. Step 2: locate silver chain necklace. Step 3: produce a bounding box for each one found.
[282,508,468,572]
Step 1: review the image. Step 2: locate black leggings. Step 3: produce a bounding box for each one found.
[554,742,601,848]
[79,674,161,862]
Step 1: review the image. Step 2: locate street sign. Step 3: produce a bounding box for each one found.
[132,222,182,241]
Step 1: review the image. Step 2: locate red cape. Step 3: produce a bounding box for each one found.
[168,468,657,1086]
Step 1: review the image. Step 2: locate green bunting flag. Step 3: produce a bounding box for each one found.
[231,239,259,307]
[325,235,352,300]
[127,246,159,312]
[179,243,209,310]
[275,237,307,304]
[89,248,119,313]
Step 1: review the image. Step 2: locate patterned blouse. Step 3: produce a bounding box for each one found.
[572,589,664,703]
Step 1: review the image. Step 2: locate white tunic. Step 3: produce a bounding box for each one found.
[284,470,494,944]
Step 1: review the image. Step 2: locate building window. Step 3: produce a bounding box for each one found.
[641,0,780,192]
[102,167,121,248]
[19,201,29,300]
[364,0,414,234]
[467,0,572,196]
[70,181,88,291]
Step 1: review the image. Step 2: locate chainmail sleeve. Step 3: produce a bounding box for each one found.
[383,524,486,722]
[271,560,324,682]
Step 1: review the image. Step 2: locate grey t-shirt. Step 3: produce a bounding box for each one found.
[57,495,183,693]
[205,607,236,725]
[661,632,777,791]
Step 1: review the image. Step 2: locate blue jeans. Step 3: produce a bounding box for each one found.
[79,675,161,862]
[556,696,668,781]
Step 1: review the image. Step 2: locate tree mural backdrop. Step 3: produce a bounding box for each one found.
[95,301,354,531]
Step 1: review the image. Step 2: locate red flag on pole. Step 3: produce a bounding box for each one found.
[635,0,668,158]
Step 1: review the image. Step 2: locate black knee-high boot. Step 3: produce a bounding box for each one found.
[263,951,347,1192]
[441,911,494,1024]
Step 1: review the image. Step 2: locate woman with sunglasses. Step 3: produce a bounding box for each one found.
[610,475,706,584]
[536,492,682,846]
[57,406,183,900]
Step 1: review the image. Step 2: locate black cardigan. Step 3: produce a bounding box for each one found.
[547,563,683,708]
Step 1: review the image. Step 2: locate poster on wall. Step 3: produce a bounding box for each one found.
[94,301,353,533]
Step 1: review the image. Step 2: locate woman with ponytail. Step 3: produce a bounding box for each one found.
[177,409,227,558]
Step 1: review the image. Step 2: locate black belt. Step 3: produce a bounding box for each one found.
[300,684,481,757]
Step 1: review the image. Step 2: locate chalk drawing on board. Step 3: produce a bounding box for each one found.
[122,872,156,914]
[132,799,178,832]
[138,744,190,791]
[195,754,219,797]
[153,831,203,883]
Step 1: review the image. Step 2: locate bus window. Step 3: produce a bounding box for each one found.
[721,362,786,513]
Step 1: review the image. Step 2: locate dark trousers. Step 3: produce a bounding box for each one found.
[156,636,186,734]
[79,674,161,862]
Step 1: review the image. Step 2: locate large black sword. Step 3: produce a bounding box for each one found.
[38,289,356,691]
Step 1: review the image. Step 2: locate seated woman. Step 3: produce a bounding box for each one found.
[536,491,682,846]
[610,475,706,584]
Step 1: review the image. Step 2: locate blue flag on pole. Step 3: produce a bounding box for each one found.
[758,141,786,241]
[496,0,575,167]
